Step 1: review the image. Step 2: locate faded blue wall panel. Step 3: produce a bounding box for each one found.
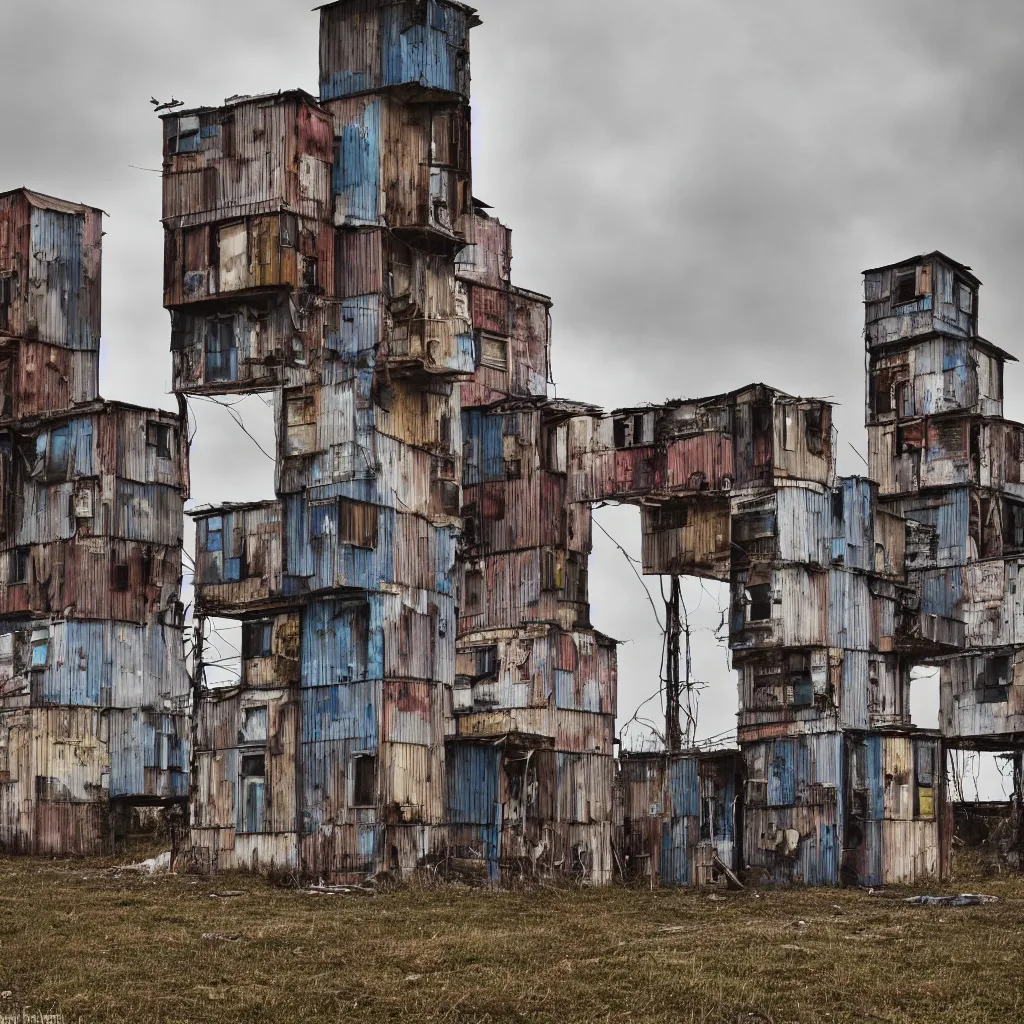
[30,209,96,351]
[302,596,384,689]
[333,100,381,225]
[660,816,691,886]
[445,742,501,825]
[302,685,380,747]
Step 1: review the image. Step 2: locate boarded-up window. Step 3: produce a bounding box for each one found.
[352,754,376,807]
[284,394,317,456]
[338,498,378,549]
[896,420,923,453]
[218,221,248,292]
[480,333,508,370]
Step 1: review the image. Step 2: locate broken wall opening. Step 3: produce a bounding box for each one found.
[909,663,940,730]
[590,505,732,752]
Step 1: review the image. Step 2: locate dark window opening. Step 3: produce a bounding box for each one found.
[352,755,377,807]
[978,655,1011,703]
[805,405,824,455]
[241,753,265,778]
[896,420,923,453]
[111,563,130,592]
[914,743,936,818]
[651,504,689,531]
[302,256,319,292]
[0,275,10,333]
[8,548,28,584]
[437,480,461,516]
[242,620,273,660]
[1005,501,1024,554]
[892,269,918,305]
[205,319,236,383]
[146,422,173,460]
[505,459,522,480]
[747,583,772,623]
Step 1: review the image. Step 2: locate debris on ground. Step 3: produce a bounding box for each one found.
[116,852,172,875]
[903,894,999,907]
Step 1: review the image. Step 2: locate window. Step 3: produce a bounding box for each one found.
[242,620,273,660]
[111,563,130,592]
[203,516,223,553]
[240,706,268,744]
[651,504,688,532]
[205,319,236,383]
[480,333,508,371]
[8,548,28,584]
[338,498,379,549]
[284,393,317,456]
[747,583,772,623]
[1005,501,1024,554]
[352,754,377,807]
[167,115,200,155]
[505,459,522,480]
[302,255,319,291]
[957,282,974,315]
[781,407,796,451]
[30,630,49,669]
[240,753,266,834]
[280,214,297,249]
[978,655,1011,703]
[464,568,483,613]
[914,743,935,818]
[45,423,71,480]
[805,405,824,455]
[892,268,917,305]
[146,422,173,459]
[0,274,10,332]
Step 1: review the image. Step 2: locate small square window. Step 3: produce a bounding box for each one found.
[147,422,173,459]
[30,637,49,669]
[352,755,377,807]
[480,334,508,371]
[240,706,268,744]
[892,269,917,305]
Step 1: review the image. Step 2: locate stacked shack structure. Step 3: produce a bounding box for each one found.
[0,188,190,854]
[865,253,1024,823]
[167,0,1024,887]
[173,1,616,883]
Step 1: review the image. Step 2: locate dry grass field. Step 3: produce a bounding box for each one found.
[0,856,1021,1024]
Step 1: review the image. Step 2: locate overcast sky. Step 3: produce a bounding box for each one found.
[3,0,1023,792]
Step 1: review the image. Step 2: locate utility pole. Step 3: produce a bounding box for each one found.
[665,575,682,754]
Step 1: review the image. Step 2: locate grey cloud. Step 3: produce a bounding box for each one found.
[4,0,1024,750]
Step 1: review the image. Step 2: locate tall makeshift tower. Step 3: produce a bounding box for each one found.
[0,189,190,853]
